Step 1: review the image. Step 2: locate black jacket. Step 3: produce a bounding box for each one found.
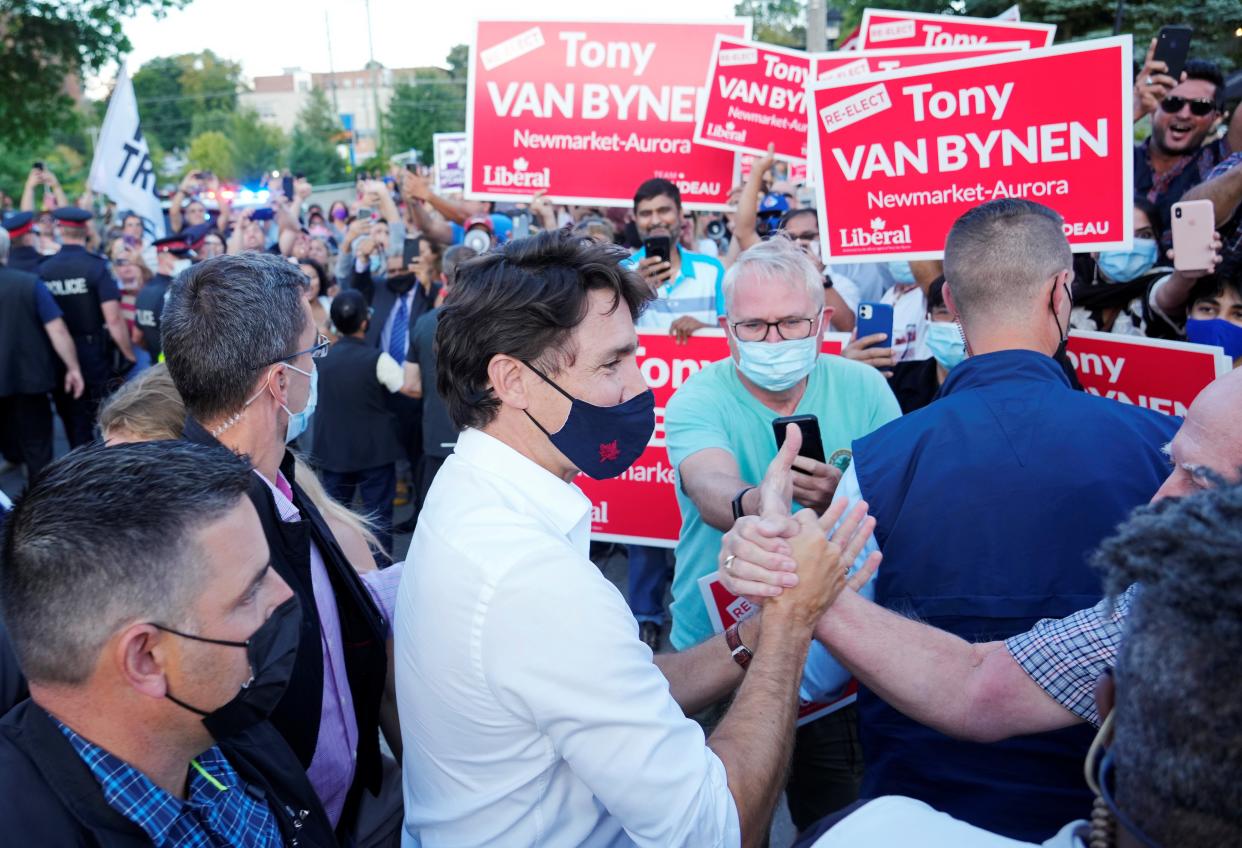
[182,419,389,819]
[310,337,404,472]
[0,265,57,396]
[0,700,337,846]
[347,266,434,352]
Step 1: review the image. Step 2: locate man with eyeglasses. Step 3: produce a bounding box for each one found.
[161,253,405,847]
[1132,58,1234,250]
[664,237,899,830]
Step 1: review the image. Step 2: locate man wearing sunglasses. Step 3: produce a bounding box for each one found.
[162,253,404,847]
[1134,59,1231,250]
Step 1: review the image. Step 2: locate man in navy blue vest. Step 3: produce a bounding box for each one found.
[785,199,1178,840]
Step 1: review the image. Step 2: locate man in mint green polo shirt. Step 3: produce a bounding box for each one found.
[666,236,899,830]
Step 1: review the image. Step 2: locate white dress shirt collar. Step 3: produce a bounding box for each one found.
[454,427,592,541]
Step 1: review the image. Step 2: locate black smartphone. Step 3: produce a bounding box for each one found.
[281,175,295,200]
[402,236,422,267]
[250,207,276,222]
[772,414,827,467]
[643,235,671,265]
[1153,25,1193,81]
[32,161,43,171]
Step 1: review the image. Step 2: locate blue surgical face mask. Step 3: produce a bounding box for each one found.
[280,363,318,443]
[925,321,967,370]
[886,261,915,286]
[1186,318,1242,359]
[734,334,820,392]
[1097,238,1158,283]
[523,363,655,480]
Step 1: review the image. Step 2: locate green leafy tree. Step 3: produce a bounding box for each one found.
[386,45,468,164]
[132,50,243,152]
[0,0,189,148]
[226,109,286,184]
[186,130,236,180]
[288,87,347,183]
[735,0,808,48]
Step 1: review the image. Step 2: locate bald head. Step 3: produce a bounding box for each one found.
[1152,368,1242,501]
[944,199,1071,326]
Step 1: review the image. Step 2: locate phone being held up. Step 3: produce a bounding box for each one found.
[1171,200,1215,272]
[772,414,827,470]
[1152,25,1193,81]
[643,234,671,266]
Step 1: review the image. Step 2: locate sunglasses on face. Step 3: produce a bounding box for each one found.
[1159,96,1217,117]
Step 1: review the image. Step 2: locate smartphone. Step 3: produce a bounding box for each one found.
[32,161,44,171]
[250,207,276,222]
[281,175,295,200]
[643,235,671,265]
[1152,25,1193,81]
[357,206,374,221]
[402,236,422,267]
[772,414,827,467]
[856,302,895,348]
[1171,199,1216,271]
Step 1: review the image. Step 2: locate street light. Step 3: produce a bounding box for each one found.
[826,7,844,48]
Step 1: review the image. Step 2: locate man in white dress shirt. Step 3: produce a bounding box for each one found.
[394,231,872,847]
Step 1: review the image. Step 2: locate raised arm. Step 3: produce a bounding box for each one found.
[732,145,776,252]
[1182,158,1242,227]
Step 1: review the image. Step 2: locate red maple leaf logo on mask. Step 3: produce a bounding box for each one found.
[598,440,620,463]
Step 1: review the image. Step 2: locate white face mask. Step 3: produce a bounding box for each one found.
[734,334,820,391]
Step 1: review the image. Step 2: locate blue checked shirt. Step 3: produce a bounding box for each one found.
[56,720,283,847]
[1004,584,1137,727]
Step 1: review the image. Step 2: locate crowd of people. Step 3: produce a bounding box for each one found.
[0,33,1239,848]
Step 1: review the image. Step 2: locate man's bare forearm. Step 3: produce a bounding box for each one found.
[708,614,810,848]
[44,319,80,373]
[1182,163,1242,226]
[681,463,759,533]
[814,589,1076,742]
[654,616,759,715]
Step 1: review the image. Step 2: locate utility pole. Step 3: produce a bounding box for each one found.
[325,12,339,115]
[364,0,384,156]
[806,0,827,52]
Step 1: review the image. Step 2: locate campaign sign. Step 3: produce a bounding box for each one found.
[696,37,814,161]
[580,330,848,547]
[858,8,1055,49]
[812,42,1028,84]
[432,132,469,193]
[808,37,1133,262]
[1067,330,1232,418]
[467,19,749,209]
[698,573,859,726]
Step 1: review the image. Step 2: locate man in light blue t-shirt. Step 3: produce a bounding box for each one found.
[666,237,899,830]
[621,177,727,652]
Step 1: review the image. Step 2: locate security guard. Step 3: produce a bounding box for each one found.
[0,227,84,481]
[135,234,189,361]
[1,213,45,274]
[36,207,135,446]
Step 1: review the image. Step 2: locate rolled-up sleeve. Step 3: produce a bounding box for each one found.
[483,550,741,847]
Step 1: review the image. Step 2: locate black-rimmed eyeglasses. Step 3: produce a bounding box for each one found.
[730,318,817,342]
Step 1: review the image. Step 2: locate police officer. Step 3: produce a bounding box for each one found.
[1,213,45,273]
[0,227,84,481]
[36,207,135,446]
[135,234,190,362]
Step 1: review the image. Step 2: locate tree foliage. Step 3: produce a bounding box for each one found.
[288,87,347,183]
[185,130,235,179]
[385,45,468,164]
[735,0,808,48]
[224,109,286,184]
[132,50,244,152]
[0,0,189,148]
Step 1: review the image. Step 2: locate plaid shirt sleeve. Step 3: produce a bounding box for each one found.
[1004,585,1136,726]
[1205,150,1242,182]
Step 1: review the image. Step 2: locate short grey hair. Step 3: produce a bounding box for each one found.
[442,244,477,285]
[0,441,254,684]
[162,252,309,423]
[723,237,822,314]
[943,199,1071,325]
[0,227,9,265]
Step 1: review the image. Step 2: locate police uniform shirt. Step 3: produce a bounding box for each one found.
[37,245,119,338]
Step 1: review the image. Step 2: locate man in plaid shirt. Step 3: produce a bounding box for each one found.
[0,441,336,845]
[720,366,1242,741]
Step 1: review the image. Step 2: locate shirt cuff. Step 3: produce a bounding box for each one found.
[377,353,405,393]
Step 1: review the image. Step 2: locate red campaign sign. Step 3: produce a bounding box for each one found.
[812,42,1028,84]
[1067,330,1232,418]
[579,330,848,547]
[695,37,815,161]
[697,572,859,726]
[738,153,808,183]
[808,37,1134,262]
[858,8,1055,50]
[467,19,749,209]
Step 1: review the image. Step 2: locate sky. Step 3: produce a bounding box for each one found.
[103,0,741,91]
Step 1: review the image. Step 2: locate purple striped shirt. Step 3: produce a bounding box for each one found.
[258,470,401,827]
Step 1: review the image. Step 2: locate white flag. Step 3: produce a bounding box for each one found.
[89,63,166,239]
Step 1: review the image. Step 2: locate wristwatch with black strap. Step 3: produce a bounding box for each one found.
[731,485,757,522]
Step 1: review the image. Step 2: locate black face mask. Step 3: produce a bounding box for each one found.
[155,597,302,740]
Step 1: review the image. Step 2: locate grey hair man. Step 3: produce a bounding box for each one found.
[161,252,403,842]
[0,440,337,844]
